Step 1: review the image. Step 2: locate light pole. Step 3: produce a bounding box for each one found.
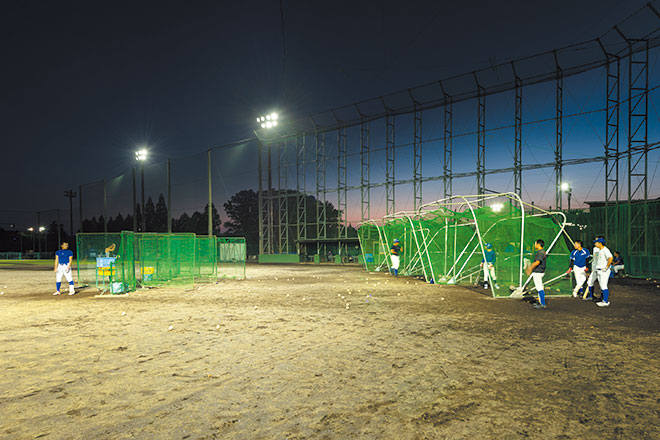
[255,113,279,256]
[28,227,34,251]
[560,182,572,210]
[39,226,46,254]
[135,149,148,232]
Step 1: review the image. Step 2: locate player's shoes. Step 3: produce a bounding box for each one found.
[68,289,76,296]
[596,301,610,307]
[53,291,61,296]
[572,291,578,298]
[533,303,546,309]
[483,283,488,290]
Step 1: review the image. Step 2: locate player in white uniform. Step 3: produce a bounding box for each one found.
[592,238,613,307]
[584,235,603,301]
[53,242,75,295]
[390,239,402,276]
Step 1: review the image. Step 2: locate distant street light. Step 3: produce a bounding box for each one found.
[135,148,148,232]
[28,227,35,251]
[39,226,46,254]
[560,182,572,210]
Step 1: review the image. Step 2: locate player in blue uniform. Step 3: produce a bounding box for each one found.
[566,240,590,298]
[525,239,547,309]
[390,239,402,276]
[480,242,499,289]
[53,242,75,295]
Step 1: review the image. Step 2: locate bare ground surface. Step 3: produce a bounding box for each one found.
[0,263,659,440]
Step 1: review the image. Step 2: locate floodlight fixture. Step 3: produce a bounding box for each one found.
[135,149,148,161]
[39,226,45,232]
[491,203,504,213]
[27,227,34,232]
[256,112,282,130]
[560,182,570,192]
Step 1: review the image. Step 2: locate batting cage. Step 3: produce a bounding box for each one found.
[358,193,574,298]
[76,232,245,293]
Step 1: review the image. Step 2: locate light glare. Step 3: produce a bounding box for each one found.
[271,113,278,120]
[491,203,504,213]
[560,182,570,191]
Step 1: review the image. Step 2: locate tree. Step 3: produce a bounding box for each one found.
[144,197,157,232]
[224,190,259,254]
[154,194,168,232]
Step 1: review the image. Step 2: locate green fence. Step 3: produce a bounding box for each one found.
[565,200,660,278]
[76,232,246,293]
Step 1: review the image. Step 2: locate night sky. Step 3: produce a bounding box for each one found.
[2,0,658,227]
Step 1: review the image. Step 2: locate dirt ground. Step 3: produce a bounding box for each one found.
[0,262,659,440]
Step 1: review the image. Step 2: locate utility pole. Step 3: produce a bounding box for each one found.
[64,190,76,238]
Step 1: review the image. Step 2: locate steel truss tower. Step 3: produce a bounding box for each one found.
[337,127,347,256]
[296,133,307,253]
[626,38,649,255]
[360,117,370,221]
[315,129,327,256]
[513,63,523,198]
[554,51,563,210]
[411,92,423,210]
[277,140,289,254]
[385,112,395,216]
[475,74,486,204]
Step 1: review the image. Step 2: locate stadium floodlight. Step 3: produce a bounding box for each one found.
[490,203,504,213]
[135,149,148,161]
[560,182,570,192]
[257,112,281,129]
[27,227,34,232]
[39,226,45,232]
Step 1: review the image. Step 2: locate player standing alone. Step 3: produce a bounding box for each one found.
[585,235,604,300]
[480,242,499,290]
[390,239,402,277]
[525,239,547,309]
[567,240,590,298]
[592,238,613,307]
[53,242,75,296]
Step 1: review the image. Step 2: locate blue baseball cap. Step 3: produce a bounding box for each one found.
[393,239,400,243]
[485,242,492,249]
[593,238,605,244]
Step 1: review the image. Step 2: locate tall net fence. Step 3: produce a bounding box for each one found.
[358,194,573,297]
[76,232,245,293]
[566,200,660,278]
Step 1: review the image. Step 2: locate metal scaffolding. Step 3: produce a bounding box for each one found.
[278,139,289,254]
[252,2,660,260]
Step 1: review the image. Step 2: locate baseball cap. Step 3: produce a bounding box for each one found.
[485,242,492,249]
[393,239,400,243]
[593,238,605,244]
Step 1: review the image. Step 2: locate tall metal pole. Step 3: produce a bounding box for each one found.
[167,159,172,233]
[513,62,523,198]
[442,90,453,203]
[132,167,137,232]
[140,164,145,232]
[385,112,395,215]
[208,148,213,236]
[37,211,41,253]
[64,189,76,238]
[79,185,83,233]
[57,209,61,247]
[411,94,423,211]
[267,142,274,254]
[103,180,108,233]
[360,117,370,221]
[475,73,486,205]
[258,140,264,255]
[554,51,564,210]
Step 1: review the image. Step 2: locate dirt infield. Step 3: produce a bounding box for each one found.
[1,263,659,439]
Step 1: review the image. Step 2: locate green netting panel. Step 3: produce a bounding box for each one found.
[358,199,573,297]
[137,233,196,288]
[76,232,133,293]
[217,237,246,280]
[195,235,218,282]
[565,200,660,278]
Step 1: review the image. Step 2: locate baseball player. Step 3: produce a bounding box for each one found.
[584,235,604,300]
[592,238,613,307]
[566,240,590,297]
[390,239,402,277]
[53,242,75,296]
[612,251,625,277]
[525,239,547,309]
[480,242,499,289]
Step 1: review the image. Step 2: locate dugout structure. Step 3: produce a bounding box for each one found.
[76,232,246,293]
[358,193,573,298]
